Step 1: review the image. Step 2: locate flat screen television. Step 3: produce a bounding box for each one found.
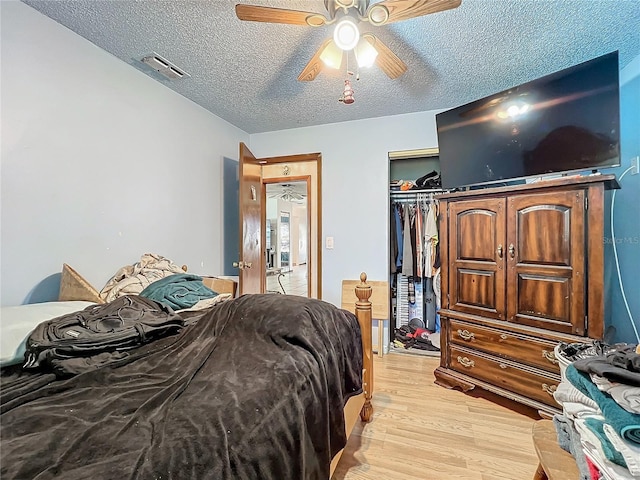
[436,51,620,189]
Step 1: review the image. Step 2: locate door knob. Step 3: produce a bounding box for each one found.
[497,244,503,258]
[233,261,244,269]
[508,243,515,258]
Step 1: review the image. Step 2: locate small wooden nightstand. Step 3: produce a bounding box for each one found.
[532,420,580,480]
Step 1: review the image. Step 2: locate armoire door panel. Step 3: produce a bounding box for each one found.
[516,205,572,266]
[456,210,500,261]
[449,198,506,320]
[456,268,497,312]
[507,190,585,334]
[517,274,571,328]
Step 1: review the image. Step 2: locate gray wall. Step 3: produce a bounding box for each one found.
[249,111,443,346]
[1,2,249,305]
[250,111,442,306]
[602,54,640,344]
[222,157,240,276]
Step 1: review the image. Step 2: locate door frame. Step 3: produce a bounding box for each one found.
[259,153,322,299]
[238,145,322,298]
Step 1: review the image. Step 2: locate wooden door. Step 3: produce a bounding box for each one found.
[448,198,506,319]
[238,143,264,295]
[506,190,585,334]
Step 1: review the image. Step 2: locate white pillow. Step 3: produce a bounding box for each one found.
[0,301,95,367]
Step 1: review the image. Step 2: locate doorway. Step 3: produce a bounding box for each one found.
[265,181,309,296]
[237,143,322,298]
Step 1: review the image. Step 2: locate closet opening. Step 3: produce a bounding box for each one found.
[389,148,444,357]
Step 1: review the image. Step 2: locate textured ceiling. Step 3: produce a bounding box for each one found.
[22,0,640,134]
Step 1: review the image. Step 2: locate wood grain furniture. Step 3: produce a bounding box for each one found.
[532,420,580,480]
[434,175,617,415]
[331,273,375,477]
[201,276,238,297]
[342,277,389,357]
[59,263,105,303]
[56,264,373,478]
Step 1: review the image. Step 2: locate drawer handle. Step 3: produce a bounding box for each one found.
[499,363,508,369]
[457,329,475,341]
[542,383,557,396]
[499,333,508,341]
[457,356,475,368]
[542,350,559,365]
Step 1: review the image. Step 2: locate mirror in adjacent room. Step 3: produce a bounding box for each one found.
[265,181,308,297]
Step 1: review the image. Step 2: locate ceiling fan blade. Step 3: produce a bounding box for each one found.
[367,0,461,25]
[298,39,335,82]
[363,34,407,79]
[235,4,327,26]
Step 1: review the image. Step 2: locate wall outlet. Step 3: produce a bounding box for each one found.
[631,156,639,175]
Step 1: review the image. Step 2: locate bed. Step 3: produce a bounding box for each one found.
[0,266,374,480]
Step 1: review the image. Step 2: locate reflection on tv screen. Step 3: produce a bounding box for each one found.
[436,51,620,189]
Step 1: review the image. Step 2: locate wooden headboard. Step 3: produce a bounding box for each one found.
[58,264,238,302]
[59,264,104,303]
[341,279,389,319]
[201,277,238,297]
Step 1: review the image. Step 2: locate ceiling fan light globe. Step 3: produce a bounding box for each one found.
[333,17,360,51]
[319,40,343,69]
[355,38,378,68]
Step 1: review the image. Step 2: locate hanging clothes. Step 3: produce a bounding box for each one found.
[415,207,423,278]
[409,208,417,278]
[391,194,442,332]
[390,205,398,274]
[401,206,413,277]
[394,204,403,270]
[423,202,439,278]
[433,269,442,312]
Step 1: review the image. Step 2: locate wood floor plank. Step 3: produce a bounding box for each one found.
[333,354,541,480]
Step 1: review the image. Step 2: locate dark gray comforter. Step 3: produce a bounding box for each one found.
[0,294,363,480]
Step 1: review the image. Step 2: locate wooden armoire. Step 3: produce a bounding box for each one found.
[434,175,618,415]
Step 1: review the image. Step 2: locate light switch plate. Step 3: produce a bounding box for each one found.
[325,236,334,249]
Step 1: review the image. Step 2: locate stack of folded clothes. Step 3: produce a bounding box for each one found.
[553,342,640,480]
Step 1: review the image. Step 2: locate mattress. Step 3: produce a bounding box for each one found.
[1,294,363,480]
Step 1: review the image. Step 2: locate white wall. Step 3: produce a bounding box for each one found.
[0,1,249,305]
[251,112,441,304]
[250,112,442,348]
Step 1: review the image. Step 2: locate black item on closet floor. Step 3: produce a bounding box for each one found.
[394,324,439,351]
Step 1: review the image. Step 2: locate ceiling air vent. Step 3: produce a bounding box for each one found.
[140,52,190,80]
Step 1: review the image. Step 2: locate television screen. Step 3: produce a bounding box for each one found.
[436,51,620,189]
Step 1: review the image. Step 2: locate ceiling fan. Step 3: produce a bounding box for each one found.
[235,0,461,81]
[268,184,306,202]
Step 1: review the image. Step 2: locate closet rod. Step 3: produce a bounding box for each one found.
[390,189,445,201]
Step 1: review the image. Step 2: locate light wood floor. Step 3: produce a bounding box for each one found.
[333,354,541,480]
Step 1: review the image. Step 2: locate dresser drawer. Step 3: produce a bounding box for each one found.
[450,345,561,408]
[450,320,560,374]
